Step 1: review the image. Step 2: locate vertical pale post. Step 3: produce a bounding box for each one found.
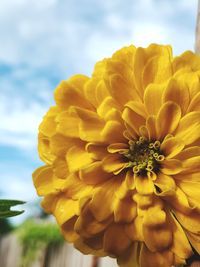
[196,0,200,53]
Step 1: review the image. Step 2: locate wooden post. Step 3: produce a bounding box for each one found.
[195,0,200,53]
[91,256,99,267]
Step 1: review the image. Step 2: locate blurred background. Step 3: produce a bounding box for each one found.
[0,0,198,266]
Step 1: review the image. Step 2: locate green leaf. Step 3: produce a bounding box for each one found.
[0,199,25,218]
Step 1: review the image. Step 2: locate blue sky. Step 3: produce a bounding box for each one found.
[0,0,198,221]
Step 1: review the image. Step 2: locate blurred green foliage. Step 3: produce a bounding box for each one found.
[0,218,13,235]
[0,200,25,218]
[16,219,64,267]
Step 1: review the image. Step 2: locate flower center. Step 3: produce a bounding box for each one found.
[124,137,165,176]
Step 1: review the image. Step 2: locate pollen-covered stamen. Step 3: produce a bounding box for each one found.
[123,137,165,176]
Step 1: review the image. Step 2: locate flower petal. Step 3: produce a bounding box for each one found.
[187,91,200,112]
[160,136,184,159]
[161,158,183,175]
[54,196,79,225]
[154,172,176,195]
[162,78,190,114]
[114,197,137,223]
[79,161,111,185]
[175,209,200,234]
[140,244,173,267]
[122,106,145,136]
[102,154,127,174]
[32,166,63,196]
[156,101,181,140]
[56,110,80,138]
[107,143,129,153]
[125,216,144,241]
[144,83,164,115]
[54,76,92,110]
[89,178,120,221]
[169,214,192,259]
[135,175,154,195]
[164,187,194,215]
[108,74,136,106]
[174,111,200,145]
[142,53,172,88]
[66,145,93,172]
[146,115,157,140]
[103,224,131,256]
[61,216,79,242]
[101,120,126,143]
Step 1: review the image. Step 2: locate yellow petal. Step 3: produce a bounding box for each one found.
[66,145,92,172]
[174,172,200,182]
[140,244,173,267]
[79,161,111,185]
[39,107,58,137]
[86,142,108,160]
[114,197,137,223]
[165,187,194,215]
[54,75,92,110]
[102,154,127,174]
[174,111,200,145]
[135,175,154,195]
[63,173,92,200]
[33,166,57,196]
[53,158,68,179]
[107,143,129,153]
[101,120,126,143]
[161,136,185,159]
[175,146,200,160]
[61,216,79,242]
[72,106,105,142]
[161,158,183,175]
[133,194,153,210]
[177,180,200,202]
[56,110,80,138]
[173,50,200,73]
[142,54,172,89]
[144,83,165,115]
[187,91,200,112]
[122,106,145,136]
[97,96,120,118]
[103,224,131,256]
[50,133,74,157]
[74,237,106,257]
[143,206,166,227]
[125,216,144,241]
[117,243,140,267]
[175,209,200,234]
[125,101,147,119]
[154,173,176,196]
[181,156,200,174]
[134,44,172,96]
[41,193,57,213]
[54,196,79,225]
[89,178,120,221]
[187,231,200,254]
[143,208,173,251]
[125,170,135,190]
[169,213,192,259]
[162,78,190,114]
[74,205,110,237]
[108,74,136,106]
[146,115,157,140]
[156,101,181,140]
[95,79,110,105]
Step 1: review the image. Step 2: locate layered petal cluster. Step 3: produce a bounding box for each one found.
[33,44,200,267]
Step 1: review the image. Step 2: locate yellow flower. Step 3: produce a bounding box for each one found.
[33,44,200,267]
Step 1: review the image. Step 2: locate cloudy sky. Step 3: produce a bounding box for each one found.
[0,0,198,221]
